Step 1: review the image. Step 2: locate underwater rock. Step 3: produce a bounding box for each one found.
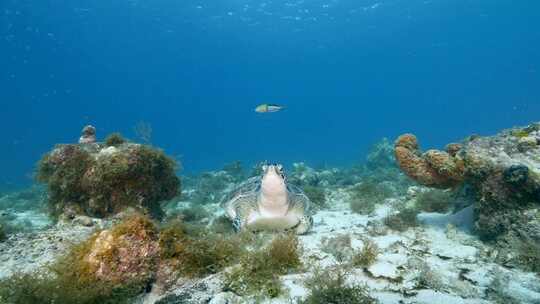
[36,131,180,219]
[79,125,97,144]
[395,123,540,243]
[83,214,159,286]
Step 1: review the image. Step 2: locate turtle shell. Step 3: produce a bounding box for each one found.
[221,175,313,220]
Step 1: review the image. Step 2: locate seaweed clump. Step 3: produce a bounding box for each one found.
[225,233,302,298]
[36,138,180,219]
[0,214,159,304]
[300,267,377,304]
[104,132,127,147]
[352,240,379,268]
[158,220,240,277]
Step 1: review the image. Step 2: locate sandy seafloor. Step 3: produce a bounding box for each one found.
[1,173,539,304]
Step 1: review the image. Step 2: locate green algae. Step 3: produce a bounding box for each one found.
[224,233,302,298]
[36,140,179,219]
[104,133,127,147]
[352,239,379,268]
[300,267,377,304]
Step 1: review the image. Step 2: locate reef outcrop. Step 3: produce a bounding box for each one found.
[394,123,540,241]
[394,134,465,188]
[83,214,160,287]
[37,129,180,219]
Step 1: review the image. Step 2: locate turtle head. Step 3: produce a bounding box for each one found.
[260,164,287,199]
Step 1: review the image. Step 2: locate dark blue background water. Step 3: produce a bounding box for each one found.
[1,0,539,187]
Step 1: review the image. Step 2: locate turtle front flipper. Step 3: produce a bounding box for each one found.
[294,215,313,235]
[229,193,259,232]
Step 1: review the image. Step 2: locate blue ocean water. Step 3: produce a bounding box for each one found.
[1,0,539,187]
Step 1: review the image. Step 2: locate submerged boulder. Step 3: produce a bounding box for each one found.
[83,214,160,286]
[36,129,180,219]
[394,123,540,242]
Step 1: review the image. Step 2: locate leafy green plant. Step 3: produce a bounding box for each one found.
[104,133,127,147]
[224,233,302,298]
[300,267,377,304]
[158,220,241,277]
[352,240,379,268]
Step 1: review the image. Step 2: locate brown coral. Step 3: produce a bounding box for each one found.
[394,134,464,189]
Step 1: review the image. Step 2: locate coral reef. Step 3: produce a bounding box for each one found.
[0,215,156,304]
[84,214,159,286]
[394,134,465,188]
[395,123,540,243]
[36,132,180,219]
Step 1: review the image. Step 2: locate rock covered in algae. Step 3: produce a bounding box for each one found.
[395,123,540,241]
[36,130,180,219]
[83,214,160,286]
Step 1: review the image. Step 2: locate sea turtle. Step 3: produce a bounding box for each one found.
[221,164,313,234]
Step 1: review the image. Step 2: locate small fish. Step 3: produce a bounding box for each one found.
[255,104,285,113]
